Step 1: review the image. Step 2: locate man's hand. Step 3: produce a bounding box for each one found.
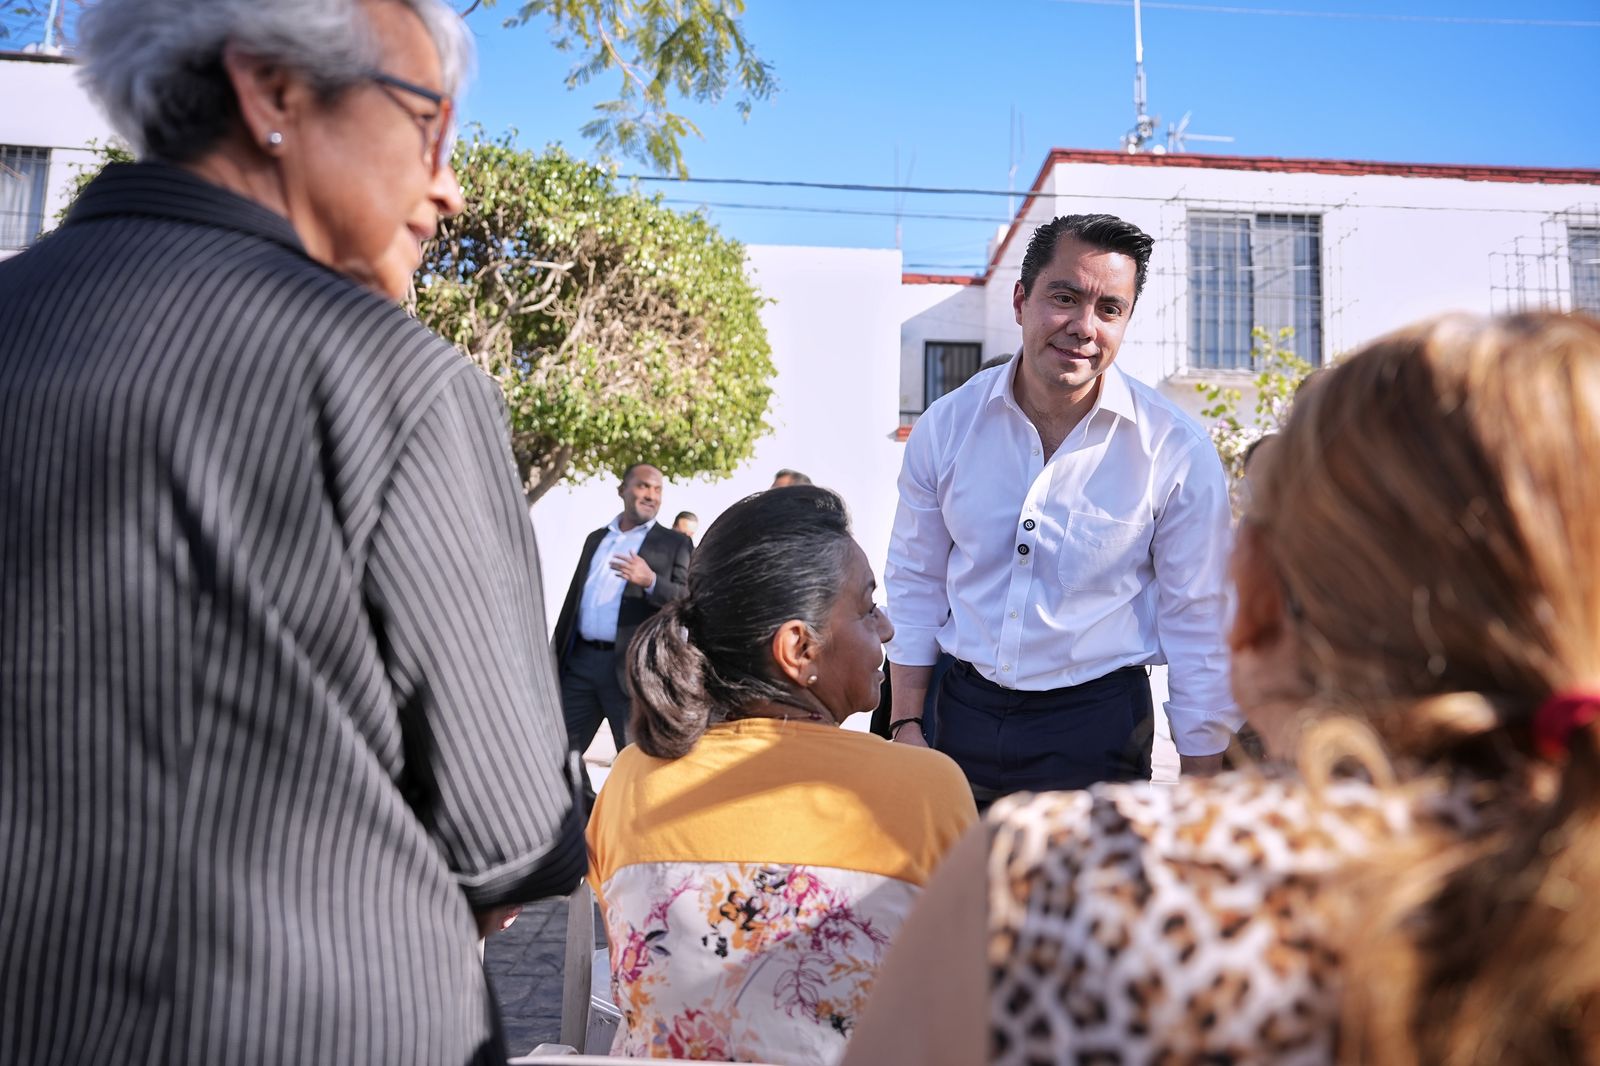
[474,904,522,939]
[1179,752,1226,777]
[609,551,656,589]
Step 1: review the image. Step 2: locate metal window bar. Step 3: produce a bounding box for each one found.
[1253,214,1322,366]
[1187,211,1323,371]
[1489,207,1600,314]
[1187,214,1252,370]
[0,146,51,251]
[923,341,983,408]
[1571,226,1600,314]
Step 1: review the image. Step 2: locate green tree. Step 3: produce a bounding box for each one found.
[1194,326,1315,484]
[468,0,775,176]
[54,139,134,224]
[410,133,774,503]
[7,1,775,178]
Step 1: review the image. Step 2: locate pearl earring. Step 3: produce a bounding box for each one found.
[807,675,817,683]
[266,131,284,148]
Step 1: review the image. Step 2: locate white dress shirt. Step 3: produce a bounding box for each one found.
[577,517,656,643]
[886,358,1241,756]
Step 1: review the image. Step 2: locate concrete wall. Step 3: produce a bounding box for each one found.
[529,245,908,654]
[897,281,986,412]
[0,54,116,258]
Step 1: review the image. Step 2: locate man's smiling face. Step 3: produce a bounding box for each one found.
[1012,234,1139,403]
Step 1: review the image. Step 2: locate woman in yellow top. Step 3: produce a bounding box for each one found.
[588,485,977,1063]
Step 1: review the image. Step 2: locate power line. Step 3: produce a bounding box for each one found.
[659,197,1014,224]
[648,181,1598,217]
[633,174,1024,198]
[1051,0,1600,30]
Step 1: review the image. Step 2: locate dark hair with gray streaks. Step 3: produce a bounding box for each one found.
[627,485,853,758]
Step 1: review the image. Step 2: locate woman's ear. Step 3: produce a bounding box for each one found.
[769,619,821,687]
[221,43,299,153]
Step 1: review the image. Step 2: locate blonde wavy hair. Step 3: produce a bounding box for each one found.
[1244,311,1600,1064]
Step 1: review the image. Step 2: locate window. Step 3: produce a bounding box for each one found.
[1188,212,1322,370]
[923,341,982,407]
[1,146,51,251]
[1571,226,1600,313]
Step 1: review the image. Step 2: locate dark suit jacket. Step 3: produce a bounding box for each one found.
[552,522,694,685]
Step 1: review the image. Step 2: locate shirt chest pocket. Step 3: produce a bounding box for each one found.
[1057,511,1150,594]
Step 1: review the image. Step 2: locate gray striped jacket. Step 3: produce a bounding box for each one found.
[0,163,583,1065]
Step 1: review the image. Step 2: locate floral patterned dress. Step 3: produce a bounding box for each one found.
[588,718,977,1063]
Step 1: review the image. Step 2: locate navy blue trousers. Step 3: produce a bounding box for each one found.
[934,660,1154,803]
[560,639,630,809]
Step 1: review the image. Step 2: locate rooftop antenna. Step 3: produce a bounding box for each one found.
[1120,0,1161,154]
[893,145,915,250]
[1167,110,1235,153]
[1119,0,1232,154]
[1007,106,1026,216]
[41,0,63,52]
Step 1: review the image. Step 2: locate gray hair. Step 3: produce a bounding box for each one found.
[78,0,473,162]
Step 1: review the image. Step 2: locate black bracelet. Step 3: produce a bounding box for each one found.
[888,717,924,737]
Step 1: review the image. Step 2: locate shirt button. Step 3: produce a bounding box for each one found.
[1002,663,1012,672]
[1016,543,1029,556]
[1022,518,1036,531]
[1032,447,1040,456]
[1009,611,1018,619]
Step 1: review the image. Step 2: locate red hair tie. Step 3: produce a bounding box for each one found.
[1532,692,1600,760]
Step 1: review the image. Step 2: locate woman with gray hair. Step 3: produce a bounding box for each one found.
[0,2,583,1064]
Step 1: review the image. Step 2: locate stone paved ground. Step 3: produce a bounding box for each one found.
[485,895,607,1056]
[486,738,617,1055]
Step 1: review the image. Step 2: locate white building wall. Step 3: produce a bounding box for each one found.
[530,245,907,664]
[0,54,116,259]
[917,155,1600,422]
[897,282,985,413]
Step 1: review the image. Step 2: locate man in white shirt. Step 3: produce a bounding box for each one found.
[885,214,1239,801]
[552,463,693,802]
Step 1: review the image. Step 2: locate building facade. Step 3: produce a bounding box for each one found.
[901,149,1600,424]
[0,51,116,261]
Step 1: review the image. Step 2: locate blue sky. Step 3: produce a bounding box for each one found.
[462,0,1599,273]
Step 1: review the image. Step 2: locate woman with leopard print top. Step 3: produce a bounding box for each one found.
[844,311,1600,1065]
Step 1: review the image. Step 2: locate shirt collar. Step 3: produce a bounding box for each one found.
[64,161,307,257]
[988,353,1140,427]
[987,353,1021,413]
[607,516,656,536]
[1097,363,1139,424]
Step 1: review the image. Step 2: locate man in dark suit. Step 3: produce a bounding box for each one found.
[552,463,693,800]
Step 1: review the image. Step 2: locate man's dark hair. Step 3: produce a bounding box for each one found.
[620,462,656,485]
[673,511,698,525]
[1018,214,1154,301]
[627,486,853,758]
[772,468,812,485]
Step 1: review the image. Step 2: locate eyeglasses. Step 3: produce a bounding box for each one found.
[366,70,455,175]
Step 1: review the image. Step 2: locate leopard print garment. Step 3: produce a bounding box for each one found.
[985,774,1447,1065]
